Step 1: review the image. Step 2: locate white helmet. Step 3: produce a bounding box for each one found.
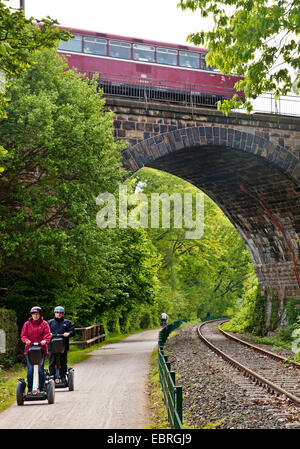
[54,306,65,314]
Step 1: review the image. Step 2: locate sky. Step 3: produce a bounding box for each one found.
[7,0,213,47]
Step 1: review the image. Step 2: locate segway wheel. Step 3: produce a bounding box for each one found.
[68,369,74,391]
[16,381,24,406]
[47,379,55,404]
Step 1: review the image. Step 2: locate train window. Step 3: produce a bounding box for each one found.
[109,40,131,59]
[58,34,82,53]
[84,36,107,56]
[179,51,199,69]
[133,44,155,63]
[157,47,178,66]
[200,53,214,71]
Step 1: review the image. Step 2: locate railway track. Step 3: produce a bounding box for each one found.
[198,320,300,407]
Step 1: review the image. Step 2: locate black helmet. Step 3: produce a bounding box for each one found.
[30,306,42,314]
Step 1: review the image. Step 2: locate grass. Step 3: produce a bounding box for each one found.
[146,347,170,429]
[0,331,132,413]
[221,321,293,351]
[0,363,27,412]
[250,335,292,351]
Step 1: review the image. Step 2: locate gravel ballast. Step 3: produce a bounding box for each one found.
[164,324,300,429]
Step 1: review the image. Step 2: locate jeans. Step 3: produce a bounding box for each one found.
[25,354,46,392]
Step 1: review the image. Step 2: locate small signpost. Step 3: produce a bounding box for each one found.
[0,329,6,353]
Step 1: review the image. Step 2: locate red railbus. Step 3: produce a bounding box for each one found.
[57,27,244,107]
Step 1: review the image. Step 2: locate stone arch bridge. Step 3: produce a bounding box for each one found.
[105,97,300,325]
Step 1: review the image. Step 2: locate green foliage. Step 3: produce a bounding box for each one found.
[0,363,26,412]
[0,2,69,75]
[285,298,300,326]
[0,1,70,171]
[222,286,267,335]
[293,315,300,362]
[269,291,281,331]
[0,308,17,368]
[178,0,300,113]
[136,167,257,321]
[249,289,268,335]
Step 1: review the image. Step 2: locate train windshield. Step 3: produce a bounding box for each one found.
[59,34,82,52]
[84,37,107,55]
[157,47,177,66]
[133,44,155,63]
[179,51,199,69]
[109,40,131,59]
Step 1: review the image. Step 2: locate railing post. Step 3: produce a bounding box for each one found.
[175,386,183,429]
[82,328,87,349]
[144,86,148,111]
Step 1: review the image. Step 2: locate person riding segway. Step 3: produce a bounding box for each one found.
[48,306,75,390]
[17,306,55,405]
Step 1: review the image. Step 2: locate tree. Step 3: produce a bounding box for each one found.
[136,167,257,320]
[178,212,256,318]
[0,49,121,323]
[0,0,70,170]
[178,0,300,113]
[0,49,162,329]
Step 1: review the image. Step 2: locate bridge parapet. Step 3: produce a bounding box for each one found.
[105,98,300,160]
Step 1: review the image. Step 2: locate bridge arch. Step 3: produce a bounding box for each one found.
[122,125,300,312]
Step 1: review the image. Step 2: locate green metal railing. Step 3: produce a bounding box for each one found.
[158,345,183,429]
[158,320,187,429]
[158,317,229,428]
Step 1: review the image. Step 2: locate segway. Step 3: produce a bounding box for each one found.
[49,334,74,390]
[16,343,55,405]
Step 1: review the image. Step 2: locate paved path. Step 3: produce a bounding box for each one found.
[0,329,159,429]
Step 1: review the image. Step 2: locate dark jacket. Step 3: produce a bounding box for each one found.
[48,317,75,352]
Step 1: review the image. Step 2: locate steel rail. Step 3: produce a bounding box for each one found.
[198,320,300,407]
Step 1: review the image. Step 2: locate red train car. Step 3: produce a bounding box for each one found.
[57,27,244,107]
